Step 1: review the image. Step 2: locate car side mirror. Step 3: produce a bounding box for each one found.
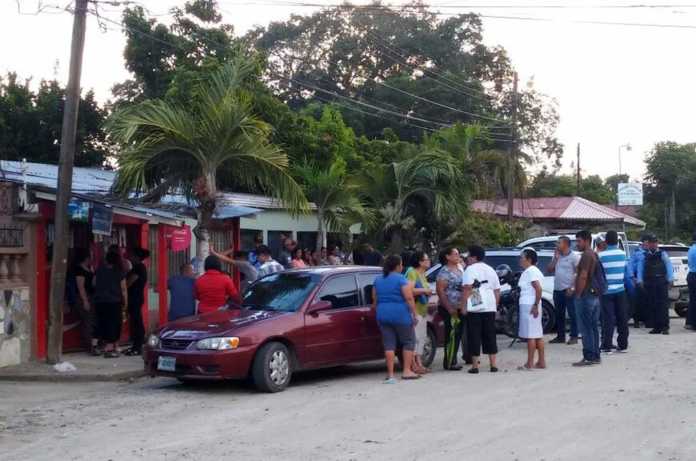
[306,300,332,316]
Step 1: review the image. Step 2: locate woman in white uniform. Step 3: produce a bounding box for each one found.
[518,248,546,370]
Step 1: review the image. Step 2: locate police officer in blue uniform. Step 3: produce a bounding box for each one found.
[636,234,674,335]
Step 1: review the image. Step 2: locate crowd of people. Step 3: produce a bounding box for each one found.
[67,227,692,373]
[65,232,387,358]
[370,229,690,382]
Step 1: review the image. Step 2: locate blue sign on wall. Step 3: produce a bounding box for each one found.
[92,204,113,236]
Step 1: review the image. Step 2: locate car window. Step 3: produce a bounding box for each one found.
[485,255,522,273]
[316,275,360,309]
[426,265,443,284]
[537,256,553,276]
[243,272,320,312]
[357,272,380,305]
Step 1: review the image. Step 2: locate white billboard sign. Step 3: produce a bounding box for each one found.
[617,182,643,206]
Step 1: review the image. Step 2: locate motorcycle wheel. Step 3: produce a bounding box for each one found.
[504,305,519,338]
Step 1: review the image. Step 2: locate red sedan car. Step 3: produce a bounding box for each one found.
[144,266,445,392]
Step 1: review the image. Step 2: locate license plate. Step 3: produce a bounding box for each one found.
[157,356,176,372]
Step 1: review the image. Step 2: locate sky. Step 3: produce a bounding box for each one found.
[3,0,696,181]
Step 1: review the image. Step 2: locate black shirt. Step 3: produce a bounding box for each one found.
[94,266,125,304]
[74,265,94,297]
[128,262,148,303]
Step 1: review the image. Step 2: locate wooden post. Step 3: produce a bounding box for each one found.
[139,222,149,332]
[157,225,168,327]
[35,202,50,359]
[46,0,88,364]
[507,71,518,230]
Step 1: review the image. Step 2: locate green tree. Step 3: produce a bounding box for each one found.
[528,172,614,205]
[248,3,562,163]
[0,73,108,166]
[643,142,696,239]
[294,159,370,252]
[358,150,463,252]
[107,59,307,258]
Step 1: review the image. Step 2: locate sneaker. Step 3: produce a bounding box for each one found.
[662,330,670,335]
[601,349,614,355]
[567,337,579,345]
[648,329,661,335]
[616,348,628,354]
[383,377,397,384]
[590,359,602,365]
[572,359,594,367]
[549,337,566,344]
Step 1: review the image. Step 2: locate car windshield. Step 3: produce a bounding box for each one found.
[242,272,321,312]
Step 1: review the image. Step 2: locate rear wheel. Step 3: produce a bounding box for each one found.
[252,342,292,393]
[504,306,519,338]
[420,328,437,368]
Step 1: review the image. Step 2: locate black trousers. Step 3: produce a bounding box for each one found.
[645,280,669,332]
[687,273,696,328]
[128,297,145,350]
[467,311,498,356]
[600,292,629,350]
[438,306,468,368]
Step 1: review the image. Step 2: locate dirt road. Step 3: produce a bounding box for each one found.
[2,320,696,461]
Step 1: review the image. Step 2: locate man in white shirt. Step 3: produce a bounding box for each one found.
[461,245,501,374]
[257,245,285,278]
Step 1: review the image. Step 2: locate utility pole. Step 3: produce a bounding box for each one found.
[576,142,581,196]
[47,0,89,364]
[507,72,518,228]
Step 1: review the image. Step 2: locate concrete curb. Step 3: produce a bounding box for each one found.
[0,369,146,383]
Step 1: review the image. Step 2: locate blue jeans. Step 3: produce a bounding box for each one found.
[576,294,601,361]
[553,290,579,340]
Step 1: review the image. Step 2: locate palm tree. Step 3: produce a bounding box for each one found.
[294,159,371,253]
[358,151,463,253]
[106,58,307,258]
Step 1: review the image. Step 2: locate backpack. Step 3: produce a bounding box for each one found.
[590,253,608,296]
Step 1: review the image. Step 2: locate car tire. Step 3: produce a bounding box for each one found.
[252,342,293,393]
[541,300,556,334]
[176,378,196,386]
[675,304,688,318]
[420,327,437,369]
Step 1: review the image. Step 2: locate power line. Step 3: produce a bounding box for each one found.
[363,29,491,101]
[478,14,696,29]
[220,1,696,9]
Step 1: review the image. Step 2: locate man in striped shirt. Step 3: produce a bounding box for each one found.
[598,231,630,353]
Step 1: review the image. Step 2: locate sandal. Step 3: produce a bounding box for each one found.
[490,367,499,373]
[103,351,120,358]
[467,368,480,374]
[517,365,533,371]
[124,348,141,356]
[402,375,421,380]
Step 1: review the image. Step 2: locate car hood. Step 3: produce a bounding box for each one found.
[160,309,288,339]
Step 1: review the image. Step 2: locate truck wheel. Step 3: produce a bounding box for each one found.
[252,342,292,393]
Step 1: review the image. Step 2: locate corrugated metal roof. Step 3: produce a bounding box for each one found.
[0,160,264,219]
[472,196,645,228]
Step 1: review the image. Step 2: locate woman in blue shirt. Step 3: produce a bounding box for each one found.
[371,255,419,383]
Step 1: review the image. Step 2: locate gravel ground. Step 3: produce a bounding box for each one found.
[2,318,696,461]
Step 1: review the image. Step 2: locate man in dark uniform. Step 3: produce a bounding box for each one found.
[637,234,674,335]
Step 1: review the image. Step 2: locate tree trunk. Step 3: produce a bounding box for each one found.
[389,229,403,255]
[193,170,217,271]
[669,188,677,235]
[316,210,325,255]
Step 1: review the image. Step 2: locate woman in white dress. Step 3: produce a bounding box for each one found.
[518,249,546,370]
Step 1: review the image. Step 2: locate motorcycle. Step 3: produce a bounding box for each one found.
[495,264,555,338]
[495,265,521,338]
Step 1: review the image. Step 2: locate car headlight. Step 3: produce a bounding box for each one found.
[195,337,240,350]
[147,334,160,348]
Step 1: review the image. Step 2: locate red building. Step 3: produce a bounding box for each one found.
[0,161,253,365]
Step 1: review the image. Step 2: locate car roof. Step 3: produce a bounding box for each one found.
[285,265,381,276]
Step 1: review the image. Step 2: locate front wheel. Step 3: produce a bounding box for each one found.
[674,304,688,318]
[420,327,437,369]
[252,342,293,393]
